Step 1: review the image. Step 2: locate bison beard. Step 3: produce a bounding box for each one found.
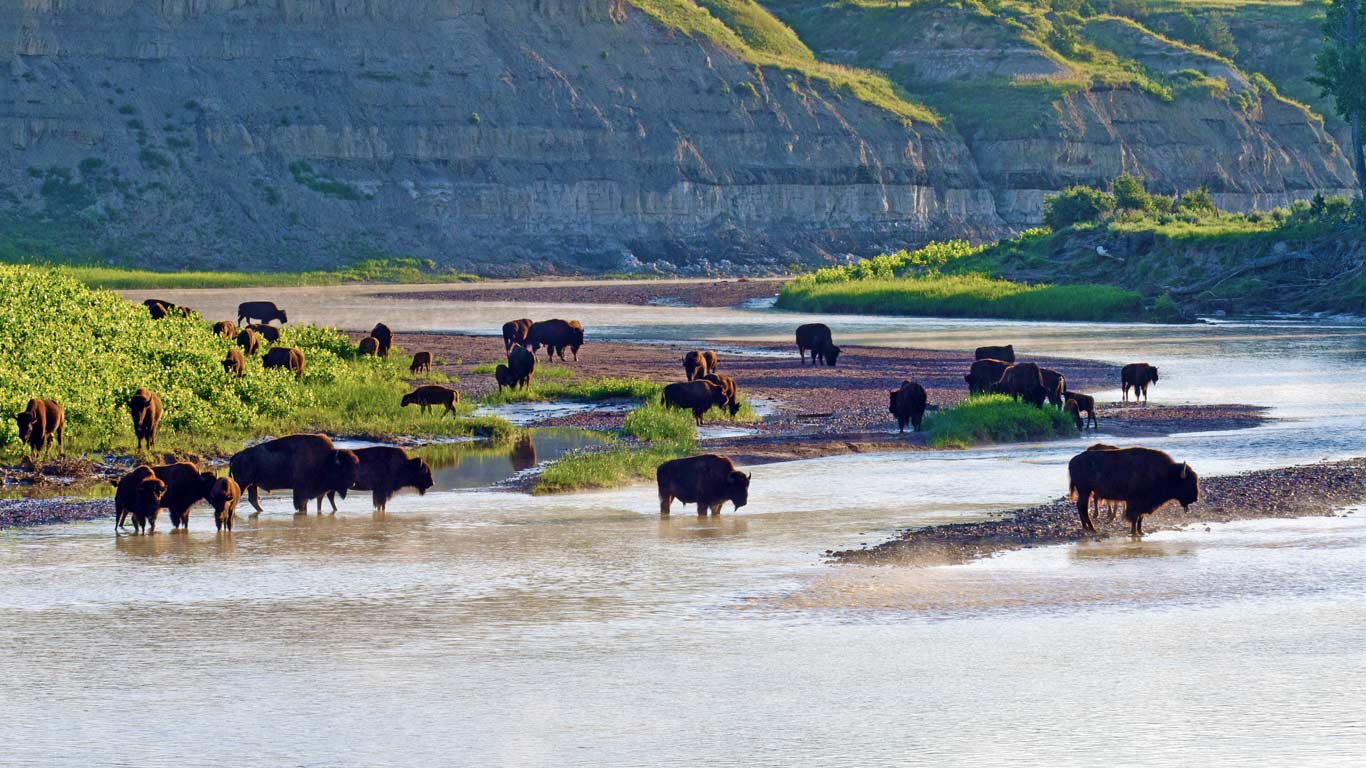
[1068,446,1199,536]
[656,454,751,516]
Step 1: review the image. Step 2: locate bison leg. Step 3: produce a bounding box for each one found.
[443,402,456,418]
[1075,489,1097,534]
[245,484,264,515]
[697,501,708,516]
[659,493,673,515]
[709,501,724,516]
[291,489,310,514]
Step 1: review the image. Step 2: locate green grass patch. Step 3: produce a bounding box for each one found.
[925,395,1079,450]
[622,400,698,442]
[28,258,480,289]
[532,440,694,495]
[480,375,661,405]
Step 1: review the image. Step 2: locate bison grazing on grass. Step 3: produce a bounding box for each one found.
[144,299,171,319]
[965,359,1011,395]
[113,465,167,534]
[1063,390,1097,430]
[526,319,583,362]
[370,323,393,358]
[230,434,359,515]
[223,348,246,377]
[699,373,741,418]
[263,347,305,380]
[1068,446,1198,536]
[657,454,751,516]
[994,363,1048,408]
[15,398,64,459]
[974,344,1015,363]
[401,385,460,416]
[127,388,163,452]
[213,320,238,339]
[152,461,209,530]
[320,446,434,513]
[358,336,381,357]
[502,319,533,351]
[248,323,281,343]
[506,344,536,389]
[795,323,841,366]
[663,380,729,426]
[493,363,514,390]
[237,301,288,326]
[1039,368,1066,409]
[683,350,710,381]
[410,351,432,374]
[236,328,261,356]
[1122,363,1159,404]
[1064,399,1083,431]
[889,380,928,433]
[206,475,242,532]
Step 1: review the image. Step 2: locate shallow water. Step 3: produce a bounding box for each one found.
[5,287,1360,764]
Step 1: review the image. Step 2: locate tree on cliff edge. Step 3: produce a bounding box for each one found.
[1312,0,1366,199]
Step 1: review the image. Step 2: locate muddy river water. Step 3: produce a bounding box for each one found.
[2,284,1364,766]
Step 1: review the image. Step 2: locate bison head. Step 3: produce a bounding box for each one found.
[824,345,841,366]
[139,477,168,506]
[278,309,288,324]
[15,412,33,443]
[400,393,417,408]
[198,471,220,497]
[726,470,752,509]
[727,399,741,418]
[407,457,434,496]
[888,390,900,415]
[1174,462,1199,509]
[328,450,360,497]
[1150,367,1160,383]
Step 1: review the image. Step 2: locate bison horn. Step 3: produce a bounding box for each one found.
[1180,462,1189,479]
[745,472,752,480]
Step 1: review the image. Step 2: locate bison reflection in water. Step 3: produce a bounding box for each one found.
[656,454,751,516]
[510,435,537,471]
[1068,446,1199,537]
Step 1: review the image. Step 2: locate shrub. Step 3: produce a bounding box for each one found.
[925,395,1078,449]
[1043,185,1116,229]
[1110,173,1151,213]
[1176,187,1217,214]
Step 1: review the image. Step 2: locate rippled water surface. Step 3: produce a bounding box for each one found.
[2,286,1361,765]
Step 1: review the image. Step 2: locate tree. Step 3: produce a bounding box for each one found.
[1311,0,1366,200]
[1201,14,1238,59]
[1110,173,1152,212]
[1043,186,1116,229]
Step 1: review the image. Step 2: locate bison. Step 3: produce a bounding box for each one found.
[1039,368,1066,409]
[699,373,741,418]
[236,328,261,356]
[127,388,163,452]
[1064,399,1083,431]
[1063,390,1098,430]
[144,299,172,319]
[506,344,536,389]
[370,323,393,358]
[795,323,841,366]
[248,323,281,343]
[502,319,533,351]
[889,380,928,433]
[1121,363,1159,404]
[230,434,359,515]
[113,465,167,534]
[656,454,751,516]
[410,351,432,374]
[526,319,583,362]
[703,350,719,372]
[662,380,729,426]
[683,350,710,381]
[1068,446,1198,536]
[212,320,238,339]
[965,358,1011,395]
[974,344,1015,363]
[994,363,1048,407]
[222,348,246,377]
[358,336,381,357]
[149,461,209,530]
[205,474,242,532]
[263,347,305,380]
[493,363,514,390]
[401,385,459,416]
[15,398,64,458]
[237,301,288,326]
[320,446,434,513]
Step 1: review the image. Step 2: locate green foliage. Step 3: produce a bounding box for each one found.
[925,395,1079,449]
[1176,187,1216,214]
[788,241,984,285]
[532,441,691,495]
[481,375,661,405]
[288,160,369,201]
[1311,0,1366,195]
[33,258,479,289]
[1110,173,1152,212]
[623,400,698,443]
[1044,185,1117,229]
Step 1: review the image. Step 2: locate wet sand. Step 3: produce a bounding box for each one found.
[834,457,1366,566]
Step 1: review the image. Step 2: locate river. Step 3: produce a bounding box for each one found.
[1,284,1363,766]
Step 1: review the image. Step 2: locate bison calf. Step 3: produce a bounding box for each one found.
[223,348,246,377]
[15,398,64,459]
[656,454,751,516]
[127,388,163,452]
[358,336,381,357]
[401,385,460,416]
[114,465,167,534]
[212,320,238,339]
[410,351,432,374]
[889,380,928,433]
[263,347,305,380]
[205,474,242,532]
[1063,390,1097,429]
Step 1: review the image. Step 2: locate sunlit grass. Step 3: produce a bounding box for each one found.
[925,395,1078,449]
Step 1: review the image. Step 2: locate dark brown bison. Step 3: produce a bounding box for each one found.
[502,318,533,351]
[1121,363,1159,403]
[144,299,172,319]
[223,348,246,377]
[237,301,288,326]
[795,323,841,366]
[370,323,393,358]
[401,385,459,416]
[975,344,1015,363]
[889,380,928,433]
[994,363,1047,407]
[152,461,209,530]
[127,388,163,452]
[506,344,536,389]
[205,474,241,532]
[15,398,64,458]
[230,434,359,515]
[113,465,167,534]
[683,350,710,381]
[410,351,432,374]
[526,319,583,362]
[1068,446,1198,536]
[698,373,741,418]
[703,350,719,372]
[212,320,238,339]
[965,359,1011,395]
[263,347,305,380]
[1039,368,1066,409]
[1064,390,1097,430]
[236,328,261,356]
[493,363,514,390]
[249,323,281,343]
[1064,399,1083,431]
[656,454,751,516]
[320,446,434,513]
[358,336,381,356]
[662,380,729,426]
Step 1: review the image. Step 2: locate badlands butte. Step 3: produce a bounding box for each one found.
[0,0,1353,274]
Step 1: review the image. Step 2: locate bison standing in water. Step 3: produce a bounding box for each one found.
[113,465,167,534]
[683,350,710,381]
[1068,446,1198,536]
[994,363,1047,407]
[401,385,460,416]
[319,446,434,513]
[230,434,359,515]
[662,380,729,426]
[263,347,306,380]
[656,454,751,516]
[795,323,841,366]
[127,388,163,452]
[206,474,242,532]
[965,358,1011,395]
[237,301,288,326]
[1122,363,1159,403]
[889,380,928,432]
[151,461,209,530]
[975,344,1015,364]
[15,398,64,458]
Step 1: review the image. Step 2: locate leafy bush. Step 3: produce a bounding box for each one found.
[623,401,696,443]
[1176,187,1216,214]
[925,395,1078,449]
[1043,185,1116,229]
[1110,173,1151,212]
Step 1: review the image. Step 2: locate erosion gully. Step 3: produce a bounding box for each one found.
[2,283,1362,766]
